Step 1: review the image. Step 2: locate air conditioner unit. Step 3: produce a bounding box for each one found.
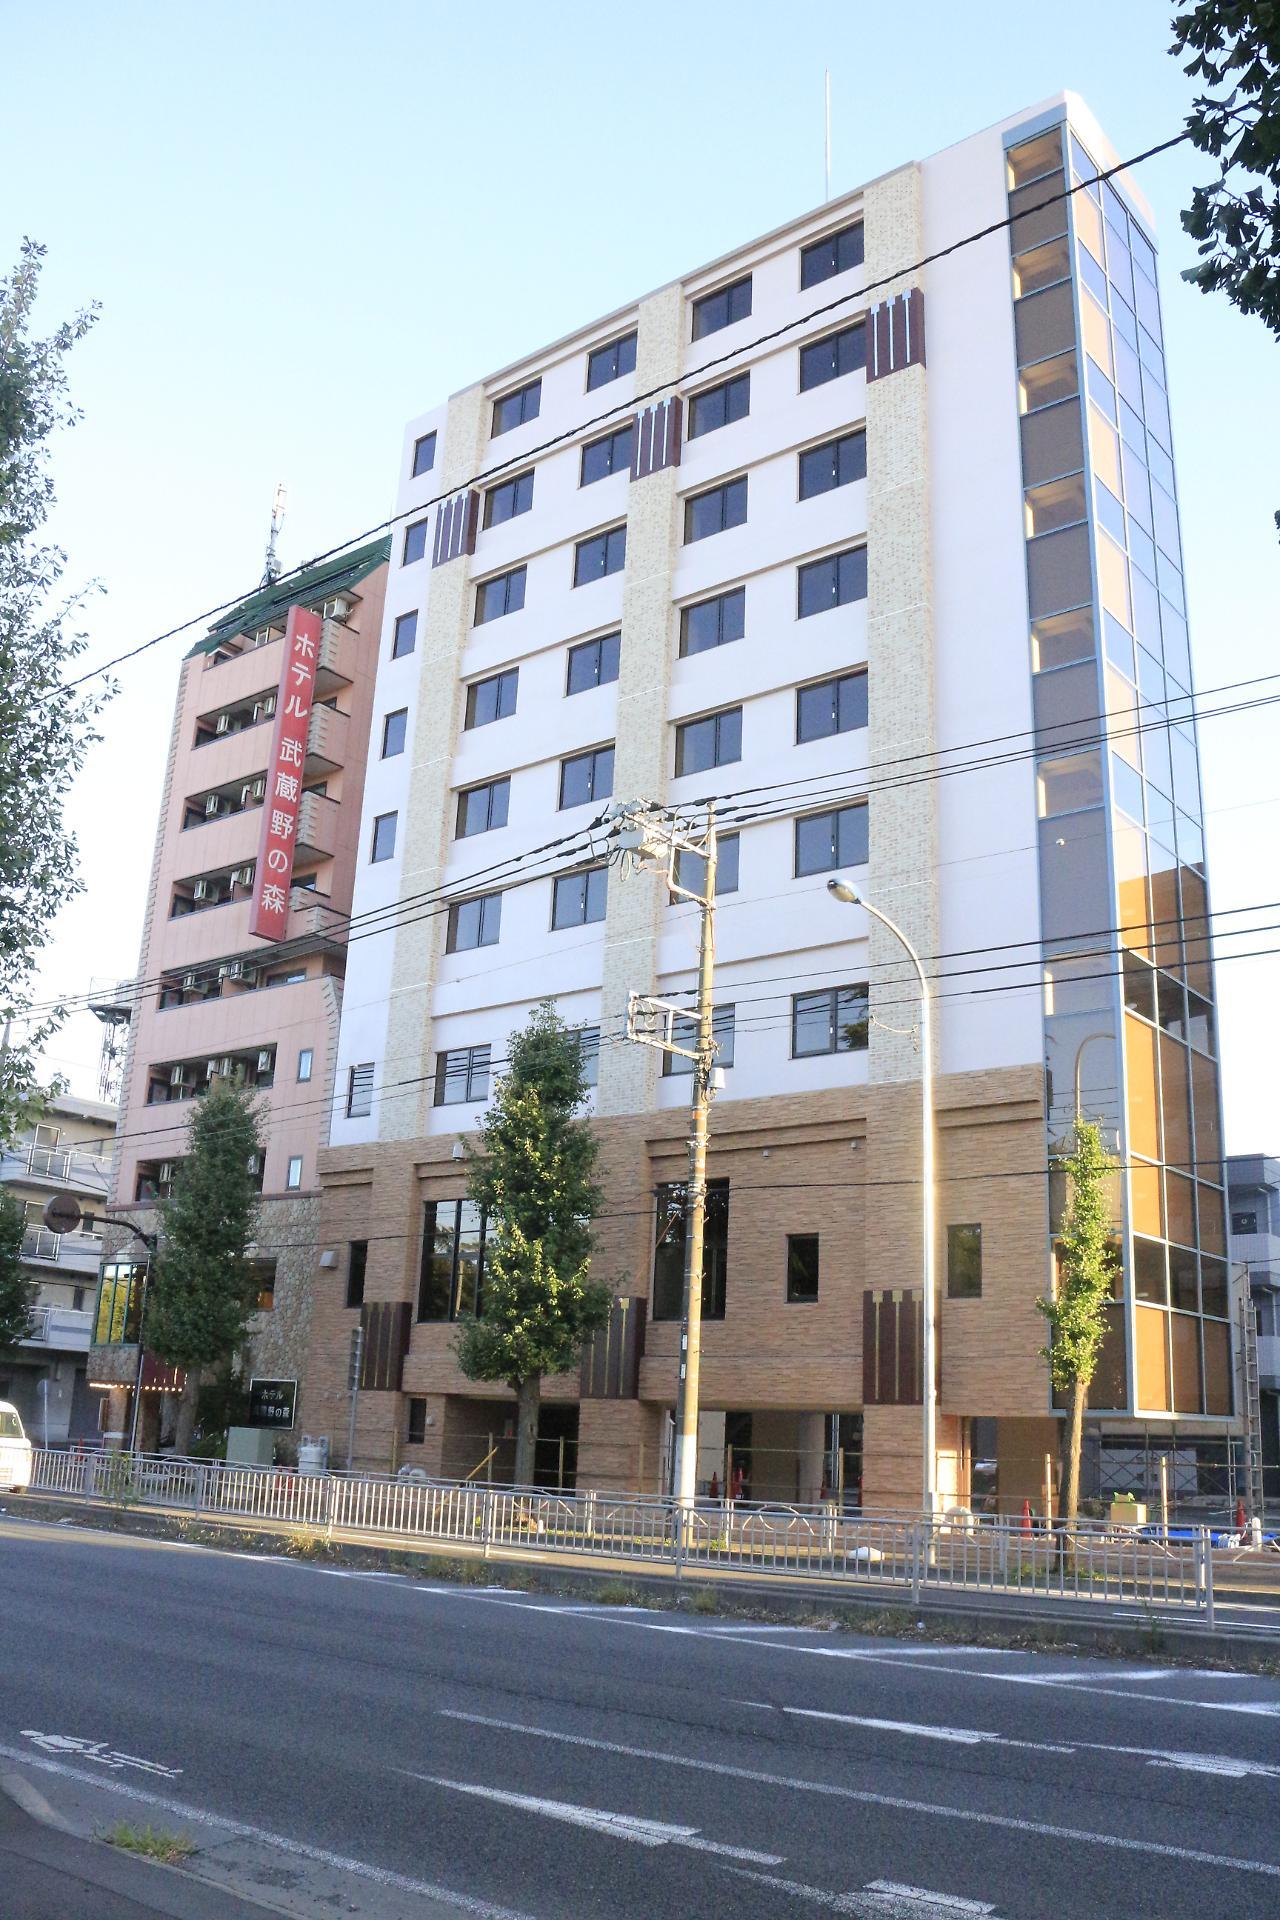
[251,776,266,800]
[205,794,221,818]
[263,693,277,718]
[216,1056,233,1076]
[233,865,255,888]
[240,966,258,987]
[256,1050,273,1073]
[226,959,243,979]
[215,713,230,735]
[246,1152,262,1176]
[182,972,197,990]
[217,962,232,980]
[239,785,253,808]
[205,1059,219,1078]
[169,1065,187,1087]
[159,1163,174,1183]
[192,879,210,901]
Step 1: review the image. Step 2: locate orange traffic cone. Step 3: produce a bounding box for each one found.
[1021,1498,1033,1534]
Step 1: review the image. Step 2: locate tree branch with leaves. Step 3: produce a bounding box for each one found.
[1037,1118,1121,1528]
[454,1003,611,1486]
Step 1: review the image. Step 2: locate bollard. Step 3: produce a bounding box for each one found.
[1200,1527,1215,1631]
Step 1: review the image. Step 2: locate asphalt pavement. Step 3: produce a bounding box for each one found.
[1,1511,1278,1920]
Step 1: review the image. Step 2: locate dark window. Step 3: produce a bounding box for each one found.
[456,778,511,838]
[791,984,869,1056]
[688,373,750,439]
[692,276,752,340]
[475,566,526,624]
[786,1233,820,1302]
[1232,1210,1258,1236]
[552,866,608,929]
[492,379,541,436]
[370,812,397,862]
[947,1224,983,1299]
[403,519,429,566]
[799,430,867,499]
[799,321,867,391]
[406,1396,427,1444]
[675,706,742,776]
[346,1240,369,1311]
[566,631,621,694]
[576,1026,601,1087]
[346,1062,374,1118]
[587,331,637,390]
[684,477,747,543]
[433,1046,491,1108]
[680,586,745,657]
[580,425,634,485]
[418,1199,488,1319]
[574,525,627,585]
[484,470,534,527]
[391,611,418,659]
[446,893,502,952]
[411,432,437,478]
[652,1180,729,1320]
[662,1004,735,1075]
[797,547,868,618]
[672,833,739,899]
[794,805,868,875]
[559,744,615,808]
[796,671,868,743]
[381,708,408,758]
[465,668,518,729]
[800,221,865,289]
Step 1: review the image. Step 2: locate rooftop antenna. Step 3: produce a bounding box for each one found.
[824,69,832,202]
[261,481,287,587]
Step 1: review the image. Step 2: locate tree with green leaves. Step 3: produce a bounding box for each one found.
[0,240,108,1144]
[1172,3,1280,337]
[454,1002,611,1487]
[0,1188,35,1359]
[1037,1118,1121,1528]
[145,1079,264,1453]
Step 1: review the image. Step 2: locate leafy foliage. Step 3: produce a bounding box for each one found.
[454,1004,611,1472]
[1037,1119,1120,1393]
[0,1188,35,1357]
[0,239,108,1143]
[1173,3,1280,335]
[145,1079,265,1375]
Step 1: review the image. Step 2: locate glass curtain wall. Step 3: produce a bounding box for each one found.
[1006,119,1231,1422]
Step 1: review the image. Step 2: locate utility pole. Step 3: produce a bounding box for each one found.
[613,800,721,1510]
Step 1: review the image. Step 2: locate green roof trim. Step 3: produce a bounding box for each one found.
[186,534,392,658]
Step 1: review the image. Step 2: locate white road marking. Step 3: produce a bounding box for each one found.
[866,1884,996,1915]
[742,1701,1279,1778]
[728,1866,997,1915]
[415,1775,783,1864]
[440,1711,1280,1880]
[0,1738,532,1919]
[20,1732,181,1779]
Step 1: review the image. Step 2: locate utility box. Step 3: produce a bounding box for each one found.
[226,1426,275,1467]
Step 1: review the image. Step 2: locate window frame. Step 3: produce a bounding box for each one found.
[679,586,746,657]
[551,865,608,930]
[796,670,868,744]
[947,1223,983,1300]
[474,565,527,626]
[798,429,867,501]
[446,892,502,953]
[370,811,398,863]
[684,476,748,544]
[687,372,751,440]
[794,803,869,877]
[433,1045,491,1109]
[573,524,627,586]
[345,1062,375,1119]
[417,1197,490,1320]
[662,1004,736,1076]
[580,424,635,486]
[411,432,437,478]
[675,705,743,777]
[297,1047,313,1083]
[652,1179,730,1321]
[483,469,535,528]
[464,668,518,729]
[800,221,865,289]
[402,519,429,566]
[381,708,408,758]
[791,984,870,1057]
[558,743,615,810]
[691,275,752,341]
[391,610,418,659]
[566,630,621,694]
[671,832,739,900]
[799,320,867,392]
[455,777,511,839]
[491,378,541,437]
[285,1154,304,1190]
[346,1240,368,1309]
[786,1233,820,1303]
[797,547,868,619]
[586,330,638,391]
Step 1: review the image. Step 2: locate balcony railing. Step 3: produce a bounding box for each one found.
[3,1144,112,1194]
[23,1306,94,1352]
[21,1227,105,1271]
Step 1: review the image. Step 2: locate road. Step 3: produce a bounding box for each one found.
[1,1513,1278,1920]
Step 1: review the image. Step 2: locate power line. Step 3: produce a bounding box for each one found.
[55,130,1190,704]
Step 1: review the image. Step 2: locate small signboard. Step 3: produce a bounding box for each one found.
[247,1378,297,1430]
[42,1191,82,1235]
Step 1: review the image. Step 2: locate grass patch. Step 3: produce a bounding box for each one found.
[103,1822,196,1865]
[689,1586,721,1615]
[595,1579,642,1606]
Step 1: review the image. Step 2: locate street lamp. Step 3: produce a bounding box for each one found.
[826,877,938,1514]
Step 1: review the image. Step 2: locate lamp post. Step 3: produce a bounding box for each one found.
[826,877,937,1513]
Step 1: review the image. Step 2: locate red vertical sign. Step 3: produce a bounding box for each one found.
[247,605,321,941]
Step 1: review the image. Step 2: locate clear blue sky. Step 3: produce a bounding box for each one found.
[5,0,1277,1148]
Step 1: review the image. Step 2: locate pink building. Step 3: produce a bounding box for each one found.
[91,538,388,1450]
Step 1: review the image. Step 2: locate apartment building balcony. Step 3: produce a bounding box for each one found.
[316,617,359,692]
[295,789,340,860]
[305,703,350,775]
[21,1227,105,1275]
[174,803,266,876]
[21,1306,94,1353]
[1259,1335,1280,1391]
[187,712,278,789]
[1,1142,111,1200]
[285,889,347,945]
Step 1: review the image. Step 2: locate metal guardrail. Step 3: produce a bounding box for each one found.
[26,1450,1224,1618]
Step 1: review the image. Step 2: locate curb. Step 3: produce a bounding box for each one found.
[0,1771,77,1834]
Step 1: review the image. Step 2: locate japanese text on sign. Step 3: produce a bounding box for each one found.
[247,606,321,941]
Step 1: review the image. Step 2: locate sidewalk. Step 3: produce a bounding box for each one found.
[0,1775,280,1920]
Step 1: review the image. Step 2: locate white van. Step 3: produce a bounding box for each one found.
[0,1402,33,1491]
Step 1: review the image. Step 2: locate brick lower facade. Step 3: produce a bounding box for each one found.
[301,1064,1059,1507]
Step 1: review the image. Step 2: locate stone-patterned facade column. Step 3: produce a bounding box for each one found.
[381,384,489,1144]
[595,283,685,1118]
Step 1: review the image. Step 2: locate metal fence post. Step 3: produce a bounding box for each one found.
[324,1473,336,1545]
[1200,1527,1215,1631]
[910,1522,922,1606]
[481,1488,494,1562]
[193,1465,207,1520]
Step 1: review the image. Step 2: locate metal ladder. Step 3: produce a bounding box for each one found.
[1238,1292,1266,1520]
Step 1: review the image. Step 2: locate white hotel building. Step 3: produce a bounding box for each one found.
[304,94,1238,1510]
